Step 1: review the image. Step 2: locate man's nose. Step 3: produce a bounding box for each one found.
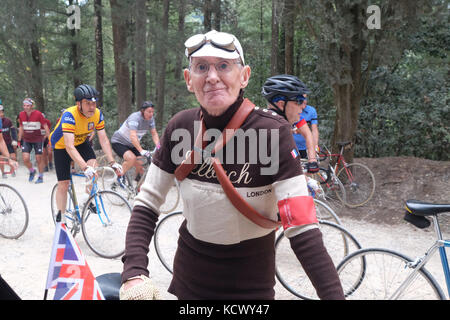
[205,64,220,83]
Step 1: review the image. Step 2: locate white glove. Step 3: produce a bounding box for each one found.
[119,275,160,300]
[110,162,123,175]
[11,141,18,147]
[84,166,96,180]
[140,149,151,158]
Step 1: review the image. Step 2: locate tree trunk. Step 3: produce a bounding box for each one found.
[94,0,104,108]
[270,0,279,75]
[212,0,221,31]
[331,3,365,162]
[155,0,170,131]
[27,0,45,112]
[203,0,212,31]
[284,0,295,74]
[69,0,81,88]
[174,0,186,81]
[110,0,132,123]
[135,0,147,109]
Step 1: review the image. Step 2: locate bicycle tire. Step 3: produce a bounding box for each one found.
[137,171,180,214]
[275,220,362,300]
[313,199,342,225]
[337,162,375,207]
[81,190,132,259]
[336,248,445,300]
[153,211,184,274]
[50,183,80,236]
[100,170,136,204]
[316,169,347,212]
[0,184,29,239]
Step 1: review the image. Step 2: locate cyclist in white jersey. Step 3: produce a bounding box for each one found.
[111,101,160,179]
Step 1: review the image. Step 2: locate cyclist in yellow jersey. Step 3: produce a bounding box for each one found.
[50,84,122,222]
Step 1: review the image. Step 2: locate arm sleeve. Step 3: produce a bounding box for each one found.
[121,205,159,283]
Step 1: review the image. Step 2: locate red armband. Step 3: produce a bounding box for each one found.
[278,196,318,230]
[295,118,307,129]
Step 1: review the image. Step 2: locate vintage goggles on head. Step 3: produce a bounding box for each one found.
[184,31,244,64]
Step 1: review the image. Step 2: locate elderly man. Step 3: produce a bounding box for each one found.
[120,30,344,300]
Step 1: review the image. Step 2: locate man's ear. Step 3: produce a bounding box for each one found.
[183,69,194,93]
[240,65,251,89]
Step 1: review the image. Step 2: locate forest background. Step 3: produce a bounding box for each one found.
[0,0,448,161]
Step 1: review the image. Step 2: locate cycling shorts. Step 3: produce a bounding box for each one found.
[54,141,96,181]
[21,141,44,155]
[112,142,140,158]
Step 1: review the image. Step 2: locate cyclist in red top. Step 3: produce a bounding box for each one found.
[17,98,50,183]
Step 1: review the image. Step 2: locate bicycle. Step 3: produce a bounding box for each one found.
[275,219,362,299]
[153,199,347,277]
[336,199,450,300]
[50,167,132,259]
[302,158,347,212]
[98,152,180,214]
[318,142,376,207]
[0,158,29,239]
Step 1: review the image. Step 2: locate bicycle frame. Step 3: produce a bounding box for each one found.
[68,173,112,227]
[392,215,450,299]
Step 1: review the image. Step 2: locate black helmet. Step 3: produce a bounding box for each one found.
[141,100,154,110]
[261,74,310,102]
[74,84,99,102]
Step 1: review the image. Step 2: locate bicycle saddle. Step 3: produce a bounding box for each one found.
[405,200,450,217]
[96,272,121,300]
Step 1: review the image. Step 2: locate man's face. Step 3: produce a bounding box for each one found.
[184,56,251,116]
[23,103,33,113]
[285,100,304,125]
[78,99,97,118]
[0,111,4,118]
[142,107,154,120]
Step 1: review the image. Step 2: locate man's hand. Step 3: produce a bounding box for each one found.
[306,161,319,173]
[8,159,18,171]
[140,149,151,158]
[84,166,96,180]
[110,162,123,176]
[119,275,160,300]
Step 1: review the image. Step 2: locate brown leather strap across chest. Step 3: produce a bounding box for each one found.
[174,99,281,229]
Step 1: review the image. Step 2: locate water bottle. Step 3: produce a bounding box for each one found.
[307,178,321,197]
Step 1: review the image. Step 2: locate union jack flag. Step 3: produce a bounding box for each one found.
[45,222,104,300]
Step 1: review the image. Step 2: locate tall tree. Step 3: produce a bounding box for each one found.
[302,0,430,161]
[154,0,170,130]
[94,0,104,107]
[110,0,132,123]
[203,0,212,31]
[270,0,280,75]
[134,0,147,109]
[283,0,295,74]
[69,0,81,88]
[212,0,221,31]
[25,0,45,111]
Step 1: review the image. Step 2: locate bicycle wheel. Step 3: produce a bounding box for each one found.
[337,162,375,207]
[275,220,362,300]
[0,184,29,239]
[314,199,341,225]
[316,170,347,212]
[336,248,445,300]
[50,183,80,236]
[153,211,184,274]
[81,190,132,259]
[101,170,135,204]
[160,183,180,214]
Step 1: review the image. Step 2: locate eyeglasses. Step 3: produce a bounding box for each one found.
[185,32,238,57]
[190,60,241,75]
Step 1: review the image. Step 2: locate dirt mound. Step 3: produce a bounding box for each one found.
[335,156,450,229]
